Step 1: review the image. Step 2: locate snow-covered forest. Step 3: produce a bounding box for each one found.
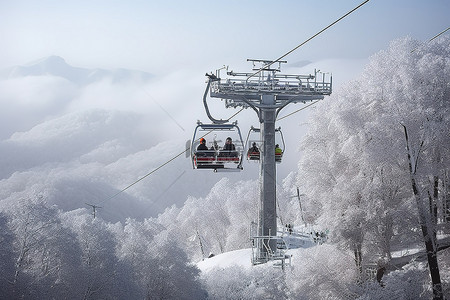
[0,36,449,299]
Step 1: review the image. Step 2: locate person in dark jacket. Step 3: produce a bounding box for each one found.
[247,142,260,160]
[223,137,235,150]
[250,142,259,153]
[197,138,208,150]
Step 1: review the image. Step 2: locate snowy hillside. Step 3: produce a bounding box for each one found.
[197,227,319,273]
[1,35,449,299]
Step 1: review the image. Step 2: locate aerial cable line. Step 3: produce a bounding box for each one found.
[86,0,372,210]
[428,27,449,41]
[131,170,187,221]
[218,106,245,122]
[93,0,373,204]
[141,87,185,132]
[154,171,186,203]
[99,149,187,206]
[411,26,450,53]
[128,72,186,132]
[428,26,450,41]
[276,100,321,121]
[277,29,450,119]
[98,107,245,205]
[247,0,370,80]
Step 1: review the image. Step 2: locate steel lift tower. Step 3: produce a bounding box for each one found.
[208,59,332,264]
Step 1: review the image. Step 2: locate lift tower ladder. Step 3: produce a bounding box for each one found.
[208,59,332,264]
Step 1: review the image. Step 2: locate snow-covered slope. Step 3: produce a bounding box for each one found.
[198,248,254,272]
[197,224,322,272]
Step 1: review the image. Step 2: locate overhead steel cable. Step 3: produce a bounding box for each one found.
[428,26,450,41]
[99,149,186,205]
[98,90,315,206]
[276,100,321,121]
[247,0,370,80]
[129,170,187,221]
[98,107,245,205]
[276,26,450,121]
[411,26,450,53]
[140,86,186,132]
[96,1,373,206]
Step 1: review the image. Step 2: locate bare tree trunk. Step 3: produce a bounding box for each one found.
[428,181,438,241]
[444,171,450,224]
[353,243,363,283]
[383,214,393,261]
[402,125,443,300]
[433,175,439,220]
[433,175,439,239]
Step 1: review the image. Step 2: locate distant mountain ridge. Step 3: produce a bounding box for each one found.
[1,55,153,85]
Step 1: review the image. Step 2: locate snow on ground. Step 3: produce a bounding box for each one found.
[197,228,322,274]
[197,248,254,273]
[391,247,422,258]
[197,246,322,276]
[197,224,327,273]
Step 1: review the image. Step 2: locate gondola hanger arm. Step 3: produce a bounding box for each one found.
[203,75,229,124]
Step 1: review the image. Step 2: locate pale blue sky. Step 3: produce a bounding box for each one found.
[0,0,448,73]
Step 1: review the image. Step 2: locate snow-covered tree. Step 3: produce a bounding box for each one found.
[114,218,163,292]
[359,262,432,299]
[4,196,84,298]
[0,212,16,298]
[156,177,259,262]
[277,172,304,228]
[286,244,358,299]
[61,209,139,299]
[202,264,288,299]
[297,35,449,295]
[147,236,207,300]
[114,217,207,299]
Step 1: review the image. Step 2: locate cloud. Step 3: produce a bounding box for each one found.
[0,100,255,221]
[0,75,78,139]
[0,56,370,223]
[0,109,153,179]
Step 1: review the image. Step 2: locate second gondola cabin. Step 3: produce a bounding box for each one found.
[244,126,285,163]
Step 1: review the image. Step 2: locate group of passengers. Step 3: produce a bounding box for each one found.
[197,137,235,151]
[197,138,282,156]
[247,142,282,156]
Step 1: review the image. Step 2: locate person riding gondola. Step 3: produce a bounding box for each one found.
[197,138,208,151]
[249,142,259,153]
[190,121,244,171]
[247,142,260,160]
[223,137,236,151]
[220,137,237,158]
[275,144,282,155]
[275,144,283,162]
[196,138,215,161]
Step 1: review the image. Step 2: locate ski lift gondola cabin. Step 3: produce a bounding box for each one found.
[191,121,244,171]
[245,126,285,163]
[245,126,262,161]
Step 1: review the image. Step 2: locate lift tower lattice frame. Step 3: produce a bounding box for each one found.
[208,59,332,264]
